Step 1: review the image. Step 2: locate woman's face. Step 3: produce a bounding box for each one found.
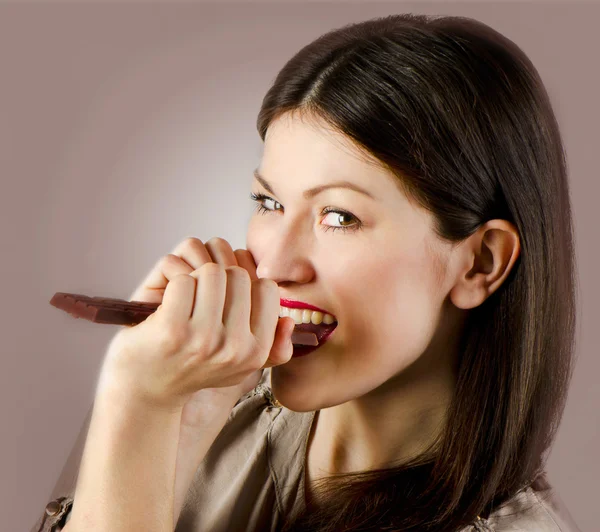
[246,111,461,411]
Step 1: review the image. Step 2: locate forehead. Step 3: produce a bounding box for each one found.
[261,112,396,194]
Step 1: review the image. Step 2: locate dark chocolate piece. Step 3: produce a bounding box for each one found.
[49,292,318,346]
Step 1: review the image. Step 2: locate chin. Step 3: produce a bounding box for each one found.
[270,387,320,412]
[269,375,345,412]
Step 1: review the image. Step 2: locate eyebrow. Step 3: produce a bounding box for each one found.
[253,169,375,200]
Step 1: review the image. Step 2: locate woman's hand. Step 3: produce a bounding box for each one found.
[97,237,296,412]
[91,237,295,528]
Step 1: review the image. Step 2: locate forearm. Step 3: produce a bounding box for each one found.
[66,391,182,532]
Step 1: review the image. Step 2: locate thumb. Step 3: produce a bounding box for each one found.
[261,316,295,369]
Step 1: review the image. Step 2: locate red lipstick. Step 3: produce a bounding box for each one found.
[279,299,335,318]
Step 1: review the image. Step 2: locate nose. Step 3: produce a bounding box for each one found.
[250,222,315,285]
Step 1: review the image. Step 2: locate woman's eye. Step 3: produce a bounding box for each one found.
[249,192,362,234]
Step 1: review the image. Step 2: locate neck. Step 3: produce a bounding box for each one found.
[304,349,456,504]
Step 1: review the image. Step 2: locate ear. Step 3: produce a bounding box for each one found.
[448,219,521,310]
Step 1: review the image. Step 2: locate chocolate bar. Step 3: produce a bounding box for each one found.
[49,292,319,346]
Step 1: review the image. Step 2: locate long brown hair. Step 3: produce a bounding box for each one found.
[256,13,577,532]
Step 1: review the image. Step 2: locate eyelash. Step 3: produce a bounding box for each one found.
[249,192,363,234]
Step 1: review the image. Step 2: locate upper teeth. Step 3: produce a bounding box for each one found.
[279,306,336,325]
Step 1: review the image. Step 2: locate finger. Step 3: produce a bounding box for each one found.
[128,237,212,302]
[193,263,227,332]
[204,237,238,267]
[249,278,281,358]
[233,249,258,281]
[261,316,295,368]
[172,236,213,268]
[161,273,196,325]
[220,266,252,332]
[129,254,194,303]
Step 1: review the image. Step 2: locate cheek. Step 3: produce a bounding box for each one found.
[341,251,441,372]
[245,218,265,257]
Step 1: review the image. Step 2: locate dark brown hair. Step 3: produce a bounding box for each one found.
[255,13,578,532]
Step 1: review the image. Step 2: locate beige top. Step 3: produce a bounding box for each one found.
[30,368,581,532]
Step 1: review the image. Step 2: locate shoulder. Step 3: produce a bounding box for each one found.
[207,368,311,470]
[177,368,312,531]
[471,474,581,532]
[230,367,314,478]
[213,369,285,452]
[176,370,286,531]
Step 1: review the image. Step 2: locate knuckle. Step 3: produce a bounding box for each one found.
[225,265,251,282]
[173,237,203,254]
[233,248,251,262]
[227,334,255,360]
[189,323,224,355]
[187,335,211,358]
[173,272,193,283]
[158,323,189,351]
[225,336,244,358]
[183,236,203,248]
[206,236,229,249]
[183,237,208,256]
[162,253,182,267]
[199,262,224,276]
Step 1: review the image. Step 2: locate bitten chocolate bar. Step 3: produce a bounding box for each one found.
[49,292,319,346]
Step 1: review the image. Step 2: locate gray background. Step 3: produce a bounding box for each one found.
[1,2,597,531]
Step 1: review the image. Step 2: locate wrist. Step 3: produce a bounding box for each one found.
[94,387,184,429]
[95,360,185,417]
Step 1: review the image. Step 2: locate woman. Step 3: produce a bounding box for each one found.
[31,13,580,532]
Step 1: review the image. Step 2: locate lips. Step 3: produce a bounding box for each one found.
[293,321,338,344]
[280,298,336,318]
